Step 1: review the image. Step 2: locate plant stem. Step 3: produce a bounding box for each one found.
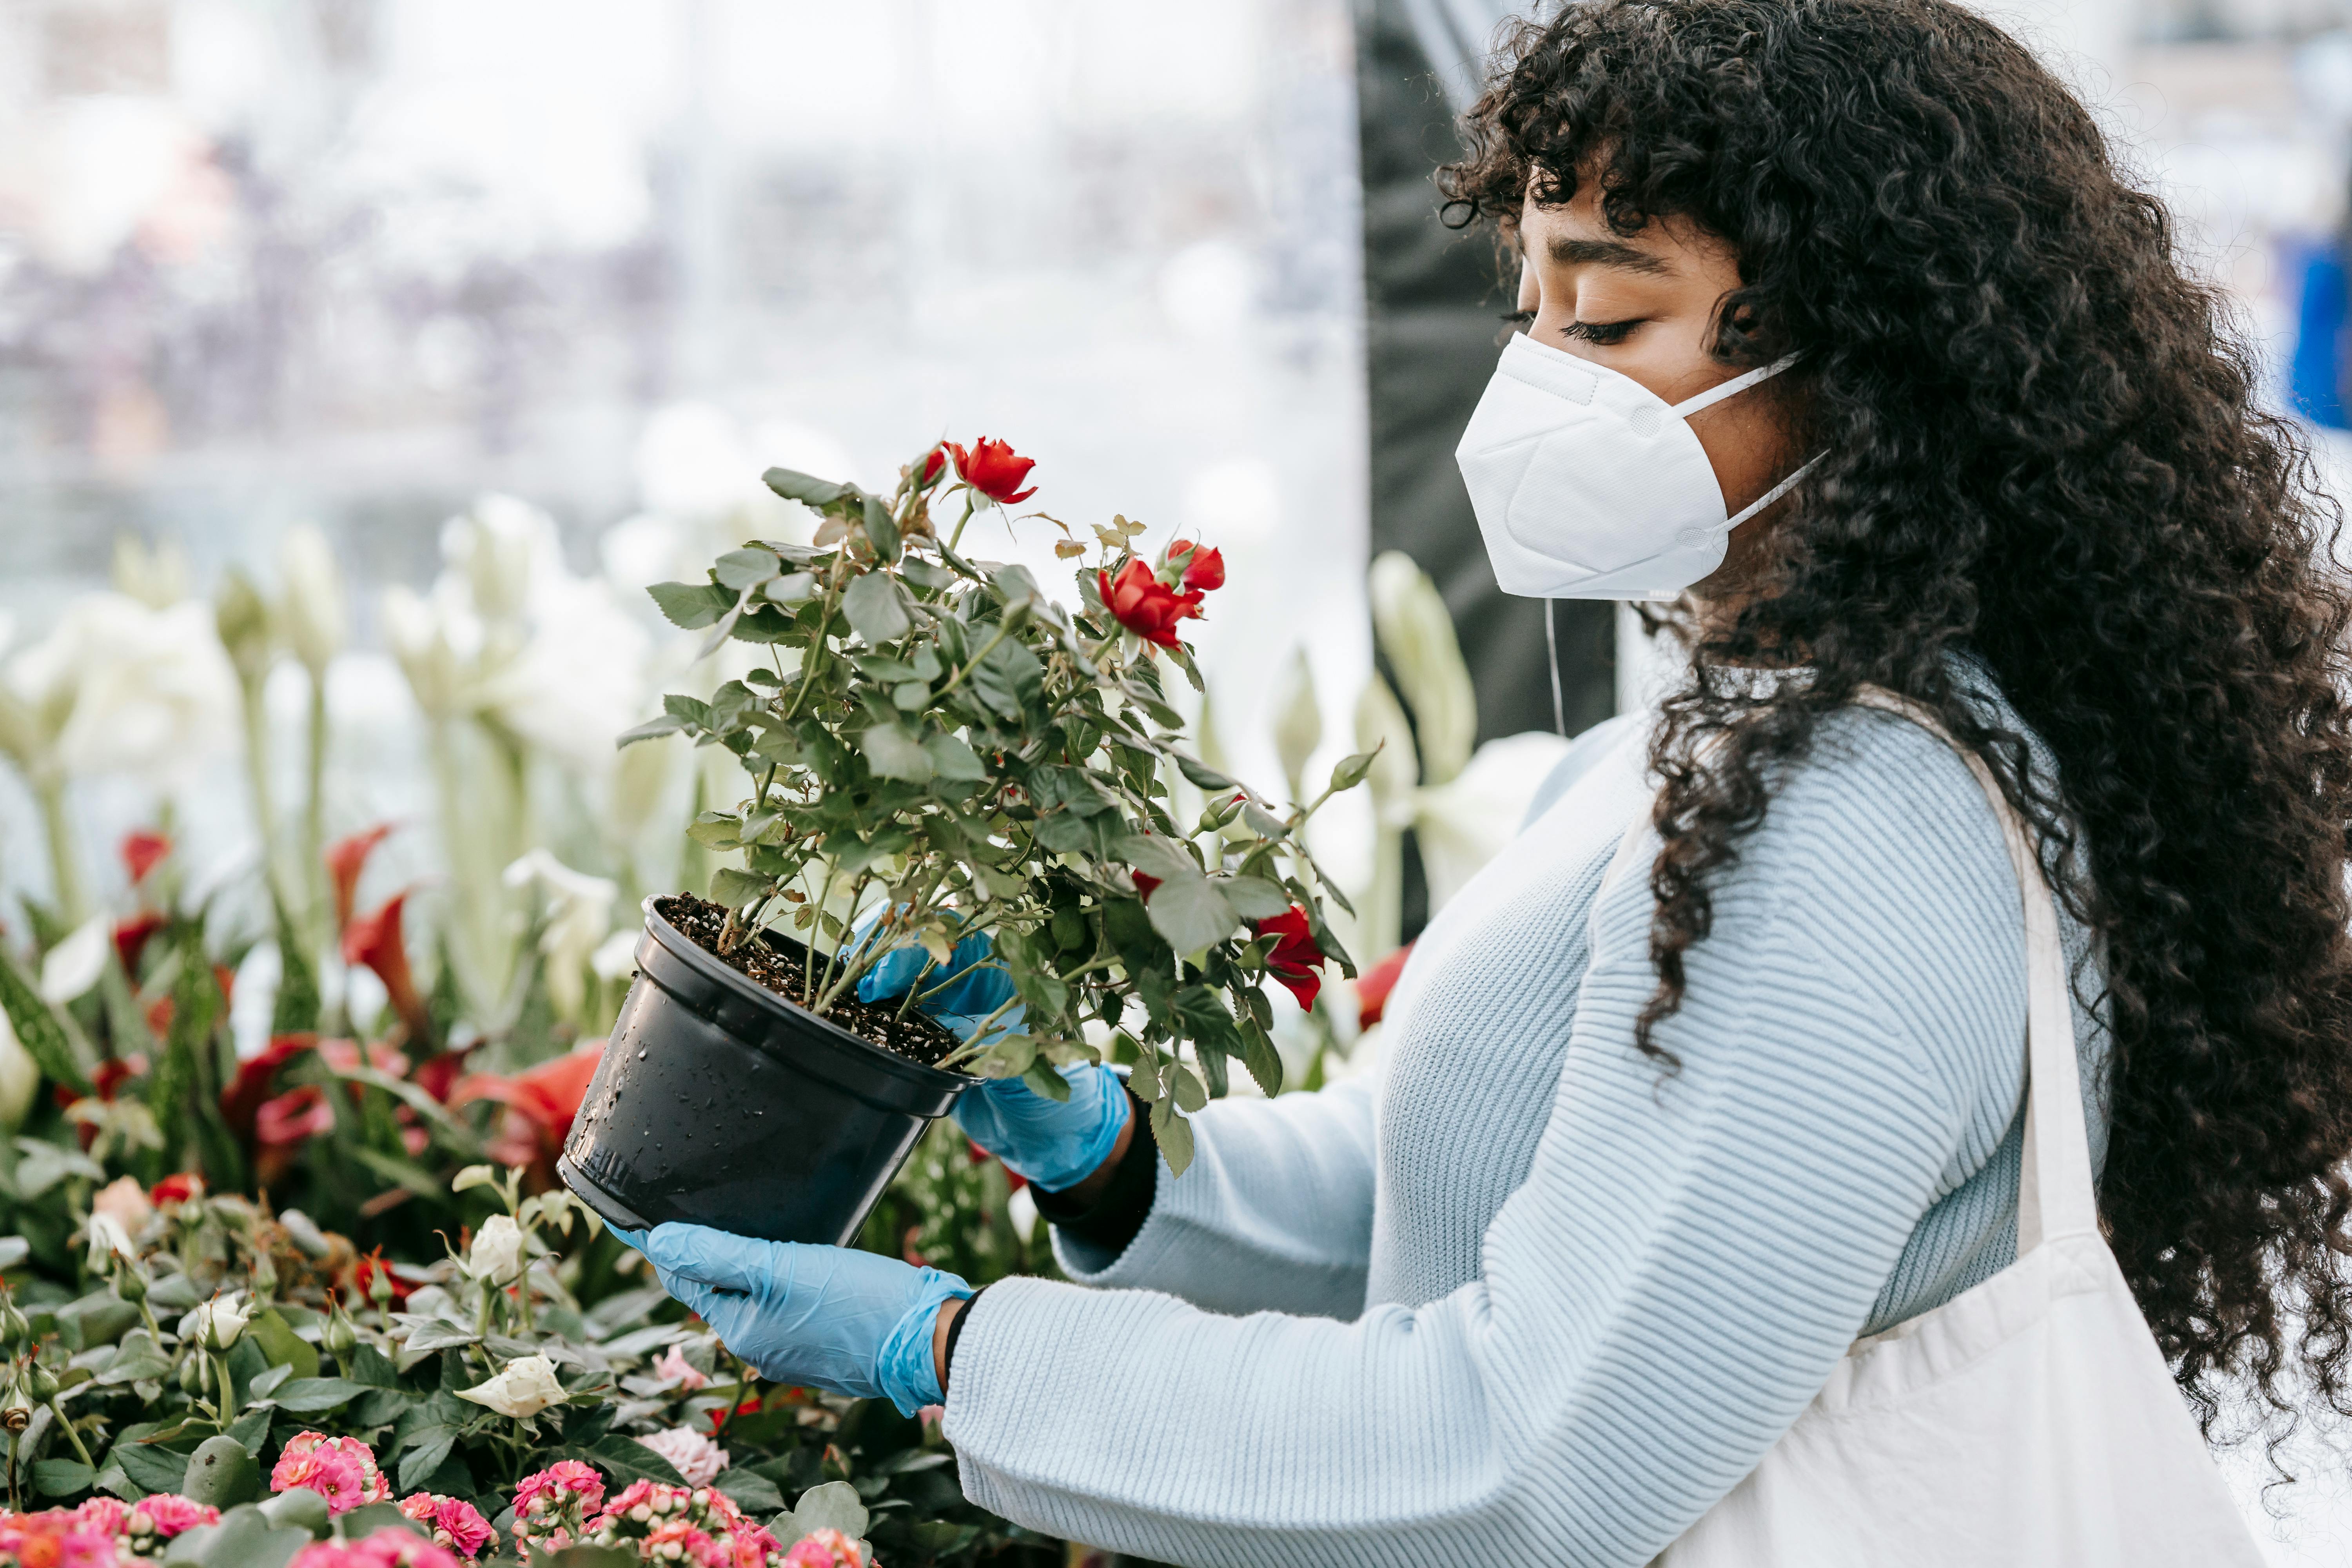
[780,563,848,723]
[303,669,330,932]
[947,495,978,553]
[32,773,85,926]
[47,1400,92,1467]
[212,1354,235,1430]
[811,873,875,1013]
[238,671,282,904]
[893,955,942,1019]
[934,957,1116,1072]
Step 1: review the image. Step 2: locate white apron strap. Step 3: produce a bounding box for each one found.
[1595,686,2093,1252]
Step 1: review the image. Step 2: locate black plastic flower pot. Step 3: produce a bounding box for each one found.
[558,900,972,1246]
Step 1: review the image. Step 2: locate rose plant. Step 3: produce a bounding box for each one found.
[624,438,1370,1166]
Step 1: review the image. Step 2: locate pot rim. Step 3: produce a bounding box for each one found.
[639,893,975,1094]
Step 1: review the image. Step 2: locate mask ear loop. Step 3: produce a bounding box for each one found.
[1544,600,1566,737]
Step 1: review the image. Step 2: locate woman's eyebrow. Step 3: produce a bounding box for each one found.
[1544,234,1675,277]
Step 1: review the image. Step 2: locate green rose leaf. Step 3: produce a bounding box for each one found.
[762,466,849,507]
[646,580,736,630]
[708,867,770,908]
[269,1376,370,1414]
[921,732,987,781]
[1176,754,1238,793]
[1151,1091,1196,1176]
[712,548,783,592]
[842,570,912,644]
[861,724,935,782]
[1218,875,1293,920]
[863,494,901,562]
[1240,1020,1283,1098]
[1142,875,1241,956]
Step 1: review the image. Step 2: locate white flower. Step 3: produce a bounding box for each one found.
[1368,551,1476,787]
[277,524,348,675]
[112,537,189,610]
[381,584,470,719]
[457,1353,564,1418]
[1270,646,1323,804]
[505,850,620,1022]
[91,1175,154,1237]
[635,1426,729,1489]
[444,494,556,629]
[38,916,110,1005]
[0,1004,36,1130]
[192,1291,249,1350]
[478,574,650,773]
[590,929,641,985]
[466,1213,526,1284]
[85,1211,138,1270]
[5,593,240,787]
[1410,732,1576,916]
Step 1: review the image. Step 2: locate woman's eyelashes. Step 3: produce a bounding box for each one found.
[1559,317,1640,346]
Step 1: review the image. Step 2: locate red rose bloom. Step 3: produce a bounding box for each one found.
[1098,558,1205,650]
[1168,541,1225,593]
[947,437,1038,505]
[150,1172,202,1206]
[1252,905,1327,1010]
[122,830,171,884]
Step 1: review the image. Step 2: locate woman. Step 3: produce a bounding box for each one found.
[627,1,2352,1561]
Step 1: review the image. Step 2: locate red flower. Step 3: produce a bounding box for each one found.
[92,1056,145,1102]
[947,437,1038,505]
[342,890,433,1048]
[1129,869,1162,901]
[1354,942,1414,1028]
[150,1173,202,1206]
[122,830,171,885]
[1098,558,1204,650]
[450,1042,605,1163]
[350,1246,416,1307]
[1251,906,1327,1011]
[255,1083,335,1146]
[113,911,166,979]
[221,1033,317,1136]
[325,822,397,934]
[1167,541,1225,593]
[706,1396,762,1436]
[920,445,949,485]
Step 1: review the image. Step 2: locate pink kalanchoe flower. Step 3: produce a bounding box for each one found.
[397,1495,495,1561]
[128,1495,219,1542]
[289,1526,464,1568]
[510,1460,607,1553]
[641,1519,722,1565]
[272,1433,392,1515]
[784,1527,869,1568]
[651,1345,709,1391]
[636,1426,730,1489]
[72,1497,131,1538]
[0,1511,122,1567]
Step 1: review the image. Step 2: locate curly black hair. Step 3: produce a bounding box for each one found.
[1441,0,2352,1453]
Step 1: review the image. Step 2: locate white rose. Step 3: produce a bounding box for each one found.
[457,1353,564,1418]
[466,1213,525,1285]
[192,1291,249,1350]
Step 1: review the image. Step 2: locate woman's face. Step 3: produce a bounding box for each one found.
[1515,185,1797,601]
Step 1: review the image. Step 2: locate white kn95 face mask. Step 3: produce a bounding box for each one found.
[1455,329,1820,601]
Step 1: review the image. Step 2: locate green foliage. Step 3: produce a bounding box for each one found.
[633,443,1369,1163]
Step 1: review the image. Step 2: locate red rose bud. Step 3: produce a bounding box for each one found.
[1167,541,1225,593]
[948,437,1038,505]
[1251,905,1327,1011]
[149,1173,202,1206]
[1098,557,1205,650]
[122,830,171,885]
[325,822,397,934]
[920,445,949,485]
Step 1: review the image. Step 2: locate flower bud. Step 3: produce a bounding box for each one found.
[113,1261,147,1304]
[22,1361,57,1401]
[180,1354,205,1395]
[367,1261,395,1307]
[250,1250,279,1298]
[321,1306,358,1358]
[192,1292,249,1352]
[0,1295,32,1350]
[3,1394,31,1434]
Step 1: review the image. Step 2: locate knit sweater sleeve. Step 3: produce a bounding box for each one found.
[1048,1073,1381,1319]
[940,713,2030,1567]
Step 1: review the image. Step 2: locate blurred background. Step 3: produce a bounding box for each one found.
[11,0,2352,1050]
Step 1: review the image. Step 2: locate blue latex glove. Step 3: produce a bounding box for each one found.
[859,928,1131,1191]
[619,1225,969,1416]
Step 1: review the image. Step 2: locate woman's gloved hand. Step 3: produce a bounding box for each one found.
[622,1224,968,1416]
[859,929,1131,1192]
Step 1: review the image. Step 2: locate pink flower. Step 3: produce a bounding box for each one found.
[642,1520,722,1565]
[651,1346,708,1391]
[636,1427,730,1489]
[396,1495,494,1561]
[511,1461,606,1553]
[127,1495,217,1541]
[784,1527,868,1568]
[290,1527,463,1568]
[71,1499,130,1539]
[271,1433,392,1515]
[0,1511,122,1567]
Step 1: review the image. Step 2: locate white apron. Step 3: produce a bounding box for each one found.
[1643,689,2267,1568]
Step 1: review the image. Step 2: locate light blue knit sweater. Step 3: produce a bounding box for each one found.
[941,683,2109,1567]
